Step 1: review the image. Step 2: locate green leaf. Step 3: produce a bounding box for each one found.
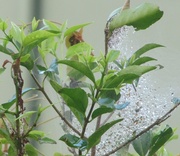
[64,23,91,37]
[132,131,153,156]
[148,126,173,156]
[20,54,34,70]
[0,45,13,55]
[25,143,38,156]
[0,68,5,75]
[1,88,36,109]
[31,17,39,31]
[58,87,88,115]
[54,153,71,156]
[106,50,120,62]
[16,111,37,120]
[27,130,56,144]
[131,56,157,65]
[60,134,87,151]
[27,130,45,140]
[98,98,116,109]
[130,43,164,60]
[58,60,95,83]
[105,65,156,88]
[0,20,8,31]
[39,137,57,144]
[0,128,16,153]
[23,30,59,47]
[109,3,163,32]
[43,19,60,31]
[10,22,24,44]
[50,80,87,125]
[91,107,114,120]
[87,119,122,151]
[66,42,93,58]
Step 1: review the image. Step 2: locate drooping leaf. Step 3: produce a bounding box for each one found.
[50,80,87,125]
[132,131,153,156]
[109,3,163,32]
[58,60,95,83]
[58,87,88,115]
[148,126,173,156]
[87,119,123,151]
[60,134,87,151]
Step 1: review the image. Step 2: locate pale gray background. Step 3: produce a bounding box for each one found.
[0,0,180,155]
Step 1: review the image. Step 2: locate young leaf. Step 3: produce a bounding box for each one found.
[87,119,123,151]
[148,126,173,156]
[66,42,93,58]
[132,131,153,156]
[10,22,23,44]
[106,50,120,62]
[60,134,87,151]
[64,23,91,37]
[23,30,59,48]
[0,20,8,31]
[31,17,39,31]
[43,19,60,31]
[58,60,95,83]
[109,3,163,32]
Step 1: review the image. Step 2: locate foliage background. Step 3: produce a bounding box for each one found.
[0,0,179,155]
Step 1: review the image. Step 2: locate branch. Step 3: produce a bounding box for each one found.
[30,72,81,136]
[102,102,180,156]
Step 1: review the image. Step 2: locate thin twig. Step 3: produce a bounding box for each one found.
[102,102,180,156]
[30,72,81,136]
[100,112,114,127]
